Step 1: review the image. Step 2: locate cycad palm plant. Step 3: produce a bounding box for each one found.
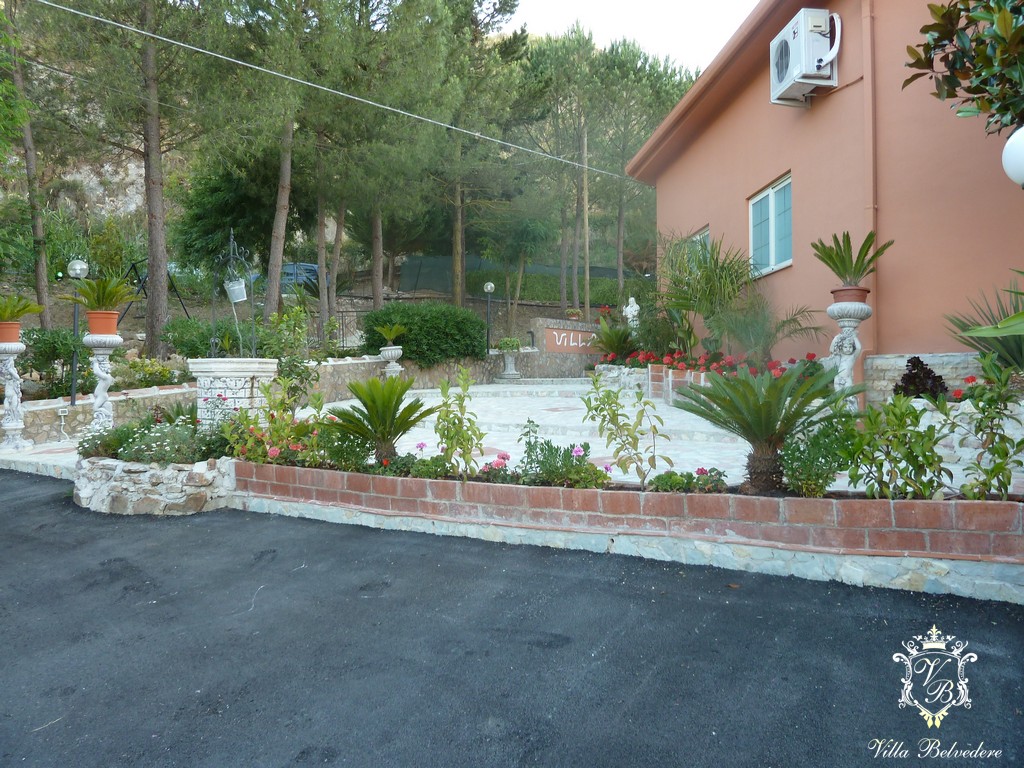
[675,363,863,494]
[325,376,439,462]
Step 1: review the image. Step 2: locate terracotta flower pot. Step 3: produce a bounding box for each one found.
[86,310,120,336]
[830,286,870,304]
[0,321,20,343]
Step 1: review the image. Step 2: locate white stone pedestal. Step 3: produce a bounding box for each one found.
[0,341,31,450]
[379,345,403,377]
[187,358,279,425]
[497,351,522,380]
[83,333,124,432]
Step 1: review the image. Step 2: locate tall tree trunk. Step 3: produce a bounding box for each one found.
[571,183,582,309]
[328,198,345,320]
[4,1,50,328]
[452,177,464,307]
[616,182,626,302]
[370,204,384,309]
[512,251,526,329]
[314,139,329,342]
[451,134,464,307]
[559,205,569,312]
[264,116,294,321]
[581,119,590,322]
[141,0,169,358]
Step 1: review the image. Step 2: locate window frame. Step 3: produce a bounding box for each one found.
[749,175,792,277]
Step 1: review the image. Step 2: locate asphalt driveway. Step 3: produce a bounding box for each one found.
[1,469,1021,767]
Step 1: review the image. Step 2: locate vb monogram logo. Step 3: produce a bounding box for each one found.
[892,625,977,728]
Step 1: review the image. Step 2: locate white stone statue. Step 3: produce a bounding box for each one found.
[623,296,640,328]
[91,354,115,428]
[1,356,22,425]
[827,328,862,410]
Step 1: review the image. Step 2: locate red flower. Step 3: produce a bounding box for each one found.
[607,352,617,361]
[696,467,708,475]
[964,375,977,385]
[676,362,687,370]
[772,368,783,378]
[766,359,781,370]
[382,458,390,466]
[953,388,964,400]
[748,366,758,374]
[724,355,736,366]
[805,352,817,361]
[788,357,797,365]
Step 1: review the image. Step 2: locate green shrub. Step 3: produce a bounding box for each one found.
[648,467,727,493]
[517,420,608,489]
[21,327,96,398]
[409,454,452,479]
[161,317,235,359]
[112,357,186,389]
[362,302,486,368]
[78,420,152,459]
[781,414,857,497]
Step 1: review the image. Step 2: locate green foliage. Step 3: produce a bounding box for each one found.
[374,323,407,345]
[20,327,94,398]
[362,302,486,368]
[117,422,228,466]
[0,295,43,322]
[590,317,636,359]
[947,272,1024,369]
[809,231,894,287]
[466,271,650,306]
[78,419,154,460]
[781,415,858,497]
[161,317,232,359]
[260,308,319,407]
[648,467,728,493]
[112,357,186,390]
[904,0,1024,133]
[581,374,672,490]
[409,454,453,480]
[517,421,608,489]
[63,276,134,311]
[708,293,823,364]
[893,356,949,399]
[937,355,1024,499]
[496,336,521,352]
[222,385,330,467]
[435,366,485,480]
[325,376,439,463]
[676,362,861,494]
[662,236,751,354]
[844,395,953,499]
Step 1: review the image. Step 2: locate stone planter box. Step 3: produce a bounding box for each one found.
[74,456,235,516]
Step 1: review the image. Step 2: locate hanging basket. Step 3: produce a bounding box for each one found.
[224,278,247,303]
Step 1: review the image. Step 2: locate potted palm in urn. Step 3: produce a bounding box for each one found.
[0,296,44,343]
[375,323,408,375]
[496,336,522,380]
[62,276,135,335]
[810,230,894,304]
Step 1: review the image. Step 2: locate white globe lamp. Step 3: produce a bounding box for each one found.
[1002,127,1024,188]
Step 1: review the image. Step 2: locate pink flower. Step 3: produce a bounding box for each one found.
[492,458,506,469]
[289,443,303,451]
[663,355,673,365]
[724,355,736,366]
[416,442,427,452]
[572,445,584,458]
[772,368,783,378]
[603,464,612,473]
[267,446,281,458]
[696,467,708,475]
[498,451,511,462]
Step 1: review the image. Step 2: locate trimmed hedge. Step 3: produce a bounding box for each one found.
[362,302,486,368]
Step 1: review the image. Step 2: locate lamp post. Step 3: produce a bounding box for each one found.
[484,281,495,351]
[1002,127,1024,189]
[67,258,89,407]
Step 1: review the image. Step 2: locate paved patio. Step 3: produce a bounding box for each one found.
[1,470,1021,767]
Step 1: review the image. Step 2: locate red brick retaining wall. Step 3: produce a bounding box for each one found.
[233,462,1022,564]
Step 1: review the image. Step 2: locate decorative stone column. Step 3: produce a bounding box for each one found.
[0,341,31,450]
[187,358,279,425]
[379,345,403,377]
[825,301,872,410]
[82,332,124,431]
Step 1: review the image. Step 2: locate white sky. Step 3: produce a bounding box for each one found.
[502,0,762,72]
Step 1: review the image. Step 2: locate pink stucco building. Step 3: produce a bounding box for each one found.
[627,0,1022,368]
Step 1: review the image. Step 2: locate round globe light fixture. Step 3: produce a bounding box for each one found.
[68,259,89,279]
[483,282,495,294]
[1002,127,1024,188]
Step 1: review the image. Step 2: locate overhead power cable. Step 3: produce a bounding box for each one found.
[30,0,632,181]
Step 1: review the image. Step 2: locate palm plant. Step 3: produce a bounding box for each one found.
[810,230,894,287]
[63,276,135,310]
[675,363,862,494]
[950,270,1024,366]
[590,317,636,359]
[325,376,439,462]
[0,295,44,321]
[662,235,752,353]
[708,293,824,364]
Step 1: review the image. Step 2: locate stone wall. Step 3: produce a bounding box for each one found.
[18,384,196,444]
[233,461,1024,604]
[74,456,235,515]
[864,353,982,405]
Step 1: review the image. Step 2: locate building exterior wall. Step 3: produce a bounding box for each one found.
[637,0,1023,360]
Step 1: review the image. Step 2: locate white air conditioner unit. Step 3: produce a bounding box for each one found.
[770,8,841,107]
